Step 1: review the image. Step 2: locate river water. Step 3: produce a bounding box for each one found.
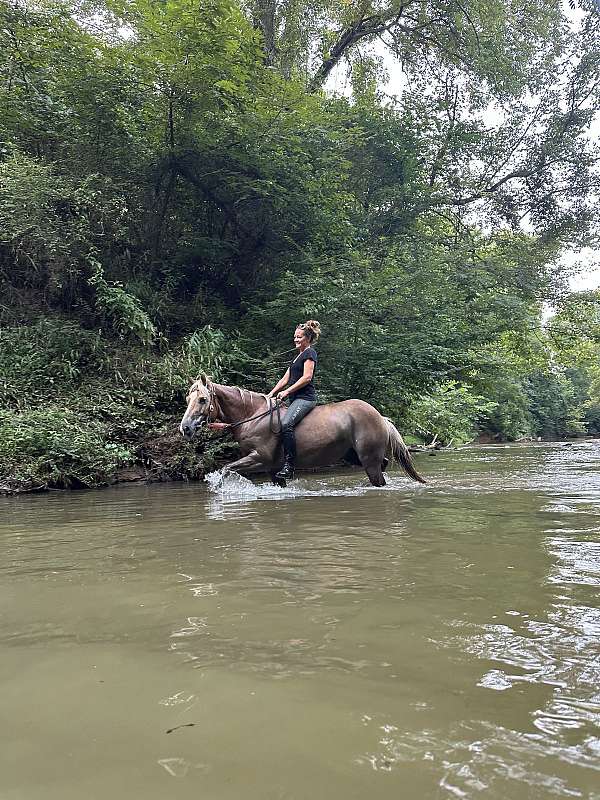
[1,442,599,800]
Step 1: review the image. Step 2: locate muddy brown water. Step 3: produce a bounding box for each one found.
[1,442,599,800]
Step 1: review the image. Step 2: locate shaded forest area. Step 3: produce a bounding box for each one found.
[1,0,599,491]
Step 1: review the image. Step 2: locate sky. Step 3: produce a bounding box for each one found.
[561,248,600,293]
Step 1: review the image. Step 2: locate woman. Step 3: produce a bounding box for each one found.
[267,320,321,481]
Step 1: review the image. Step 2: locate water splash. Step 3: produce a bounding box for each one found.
[204,468,422,501]
[205,469,299,498]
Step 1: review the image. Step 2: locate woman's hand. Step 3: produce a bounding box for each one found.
[276,390,288,402]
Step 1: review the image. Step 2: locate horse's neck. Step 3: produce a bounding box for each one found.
[214,384,266,423]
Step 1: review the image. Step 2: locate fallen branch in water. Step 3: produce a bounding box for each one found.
[165,723,197,734]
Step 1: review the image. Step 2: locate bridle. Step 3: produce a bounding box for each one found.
[188,380,220,426]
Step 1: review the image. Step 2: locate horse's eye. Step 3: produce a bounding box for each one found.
[197,398,206,404]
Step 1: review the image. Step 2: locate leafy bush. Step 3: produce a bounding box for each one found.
[88,262,157,345]
[0,320,109,407]
[0,151,129,305]
[477,376,534,441]
[149,326,254,400]
[406,382,497,446]
[0,320,247,491]
[0,407,132,489]
[526,371,587,438]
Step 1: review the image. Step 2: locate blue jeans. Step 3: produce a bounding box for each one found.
[281,398,316,458]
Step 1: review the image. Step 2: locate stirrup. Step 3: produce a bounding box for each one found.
[275,461,295,481]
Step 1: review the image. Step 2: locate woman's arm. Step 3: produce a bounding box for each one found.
[277,359,315,400]
[267,368,290,398]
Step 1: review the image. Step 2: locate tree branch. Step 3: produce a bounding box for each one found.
[308,3,412,92]
[451,168,536,206]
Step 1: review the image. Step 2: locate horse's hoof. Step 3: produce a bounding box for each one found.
[273,475,287,488]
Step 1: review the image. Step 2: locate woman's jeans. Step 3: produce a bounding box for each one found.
[281,398,316,459]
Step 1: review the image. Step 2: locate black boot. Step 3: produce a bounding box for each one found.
[275,453,295,482]
[275,428,296,483]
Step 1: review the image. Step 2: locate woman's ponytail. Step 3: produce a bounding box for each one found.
[301,319,321,343]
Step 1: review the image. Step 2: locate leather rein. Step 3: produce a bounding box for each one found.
[223,397,282,434]
[201,384,282,434]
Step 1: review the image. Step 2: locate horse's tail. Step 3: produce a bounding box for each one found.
[384,418,426,484]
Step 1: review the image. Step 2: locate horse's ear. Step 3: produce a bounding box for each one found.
[198,372,207,385]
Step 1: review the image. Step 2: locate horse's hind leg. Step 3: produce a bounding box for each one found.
[354,442,386,484]
[343,450,387,472]
[364,462,386,486]
[355,437,387,486]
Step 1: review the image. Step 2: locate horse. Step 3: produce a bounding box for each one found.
[179,375,426,487]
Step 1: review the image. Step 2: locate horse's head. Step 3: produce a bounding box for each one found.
[179,373,215,440]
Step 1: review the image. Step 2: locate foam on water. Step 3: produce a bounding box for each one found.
[204,468,308,499]
[204,468,421,501]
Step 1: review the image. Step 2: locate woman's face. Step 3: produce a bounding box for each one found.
[294,327,309,349]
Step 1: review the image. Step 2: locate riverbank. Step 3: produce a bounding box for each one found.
[0,417,245,495]
[4,433,594,496]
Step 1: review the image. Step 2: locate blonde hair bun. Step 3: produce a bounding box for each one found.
[302,319,321,342]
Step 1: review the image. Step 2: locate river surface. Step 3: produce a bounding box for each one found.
[1,442,599,800]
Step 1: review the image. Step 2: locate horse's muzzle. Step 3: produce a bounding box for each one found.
[179,422,194,439]
[179,418,206,439]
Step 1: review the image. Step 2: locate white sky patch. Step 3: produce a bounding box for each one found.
[561,248,600,292]
[74,9,135,42]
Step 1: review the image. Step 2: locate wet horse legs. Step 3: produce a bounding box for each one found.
[364,460,386,487]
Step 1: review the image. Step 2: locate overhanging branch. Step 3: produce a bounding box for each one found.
[308,3,413,92]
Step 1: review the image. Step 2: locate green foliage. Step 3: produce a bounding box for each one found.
[0,407,132,490]
[547,290,600,369]
[182,326,239,382]
[542,291,600,437]
[585,371,600,434]
[88,262,157,345]
[0,317,259,490]
[0,149,130,308]
[0,320,109,408]
[406,382,497,446]
[526,371,587,439]
[476,376,533,441]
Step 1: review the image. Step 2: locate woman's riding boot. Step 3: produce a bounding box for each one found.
[276,454,295,481]
[276,429,296,480]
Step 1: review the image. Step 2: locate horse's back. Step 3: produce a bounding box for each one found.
[293,398,387,468]
[298,398,382,421]
[299,399,385,432]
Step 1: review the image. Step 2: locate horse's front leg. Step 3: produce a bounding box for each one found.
[223,451,270,475]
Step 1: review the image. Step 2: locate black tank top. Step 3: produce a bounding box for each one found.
[288,347,317,401]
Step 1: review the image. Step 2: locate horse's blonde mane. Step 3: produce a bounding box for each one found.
[234,385,269,409]
[190,379,268,409]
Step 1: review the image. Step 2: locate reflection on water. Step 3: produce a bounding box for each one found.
[1,441,599,800]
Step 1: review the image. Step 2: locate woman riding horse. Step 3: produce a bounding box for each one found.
[180,375,426,487]
[267,320,321,482]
